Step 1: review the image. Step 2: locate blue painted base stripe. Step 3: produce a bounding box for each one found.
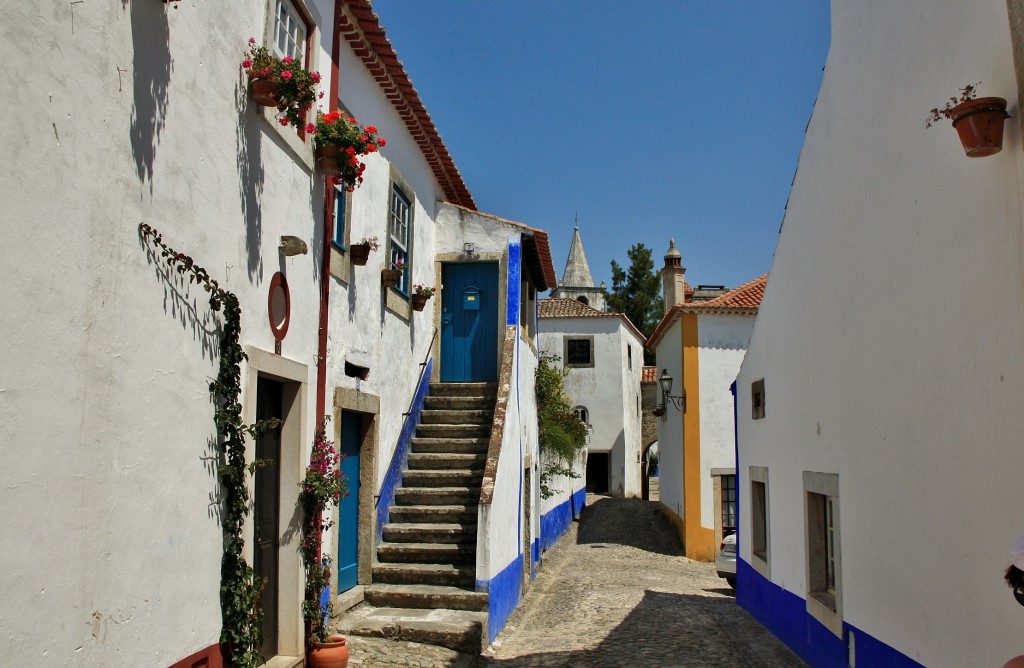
[737,559,924,668]
[539,487,586,552]
[478,554,523,643]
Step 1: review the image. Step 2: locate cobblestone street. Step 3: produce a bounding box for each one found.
[344,493,805,667]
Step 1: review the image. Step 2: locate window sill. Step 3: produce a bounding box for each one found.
[256,105,314,173]
[385,287,412,321]
[807,589,842,637]
[330,245,350,283]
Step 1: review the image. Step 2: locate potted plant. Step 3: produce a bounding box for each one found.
[347,236,378,267]
[411,284,436,311]
[381,259,404,288]
[313,111,387,189]
[298,421,350,668]
[926,82,1010,157]
[242,37,321,130]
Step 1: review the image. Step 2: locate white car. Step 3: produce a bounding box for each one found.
[715,533,737,588]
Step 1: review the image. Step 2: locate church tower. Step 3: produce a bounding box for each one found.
[551,225,606,311]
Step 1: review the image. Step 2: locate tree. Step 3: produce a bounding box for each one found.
[536,354,590,498]
[606,243,664,361]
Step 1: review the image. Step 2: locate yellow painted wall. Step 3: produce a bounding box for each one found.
[682,312,715,561]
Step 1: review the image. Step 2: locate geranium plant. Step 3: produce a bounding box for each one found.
[353,236,379,250]
[313,111,387,190]
[391,259,406,271]
[243,38,321,130]
[925,82,980,128]
[413,284,436,297]
[298,420,348,645]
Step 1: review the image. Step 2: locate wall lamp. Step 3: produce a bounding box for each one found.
[658,369,685,414]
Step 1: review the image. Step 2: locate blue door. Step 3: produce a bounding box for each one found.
[336,411,361,593]
[441,262,499,382]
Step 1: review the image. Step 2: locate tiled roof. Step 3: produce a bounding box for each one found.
[642,366,658,383]
[539,299,647,343]
[647,274,767,350]
[340,2,475,209]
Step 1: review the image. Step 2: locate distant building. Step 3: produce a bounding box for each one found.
[649,240,765,561]
[539,298,646,498]
[550,225,606,311]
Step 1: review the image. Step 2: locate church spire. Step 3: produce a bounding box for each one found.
[560,226,595,289]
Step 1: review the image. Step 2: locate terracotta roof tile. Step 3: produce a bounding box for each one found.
[539,299,647,342]
[686,274,767,313]
[642,366,658,383]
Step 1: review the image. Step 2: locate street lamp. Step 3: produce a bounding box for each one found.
[659,369,685,413]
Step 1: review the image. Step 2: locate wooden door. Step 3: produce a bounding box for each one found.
[254,378,282,659]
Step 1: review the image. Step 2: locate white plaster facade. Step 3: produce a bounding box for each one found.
[734,1,1024,666]
[538,301,645,498]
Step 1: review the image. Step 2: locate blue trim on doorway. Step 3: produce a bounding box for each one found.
[376,359,432,541]
[477,554,523,643]
[738,559,925,668]
[506,239,521,326]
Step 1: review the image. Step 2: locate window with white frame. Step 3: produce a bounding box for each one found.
[804,471,842,636]
[749,465,770,579]
[274,0,308,63]
[388,183,411,294]
[573,406,589,424]
[332,185,347,250]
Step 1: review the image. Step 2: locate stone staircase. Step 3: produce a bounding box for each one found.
[333,382,496,654]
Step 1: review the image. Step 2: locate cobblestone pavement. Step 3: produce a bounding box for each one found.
[344,493,805,667]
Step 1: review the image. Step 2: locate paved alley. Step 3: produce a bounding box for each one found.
[344,493,804,667]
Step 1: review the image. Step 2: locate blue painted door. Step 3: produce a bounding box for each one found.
[337,411,361,593]
[441,262,499,382]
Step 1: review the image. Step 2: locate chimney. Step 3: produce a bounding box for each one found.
[662,239,686,314]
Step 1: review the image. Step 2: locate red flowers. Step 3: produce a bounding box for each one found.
[312,110,387,189]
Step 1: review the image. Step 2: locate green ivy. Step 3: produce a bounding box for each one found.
[535,354,590,498]
[139,224,272,668]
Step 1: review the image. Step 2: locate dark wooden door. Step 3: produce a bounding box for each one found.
[254,378,282,660]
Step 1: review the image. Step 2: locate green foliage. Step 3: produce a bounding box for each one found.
[139,224,269,668]
[312,110,387,191]
[606,243,664,363]
[243,37,320,129]
[536,354,590,499]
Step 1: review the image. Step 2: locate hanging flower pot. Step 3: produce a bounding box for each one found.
[249,78,280,108]
[348,243,371,266]
[381,268,402,288]
[309,635,349,668]
[315,144,343,177]
[951,97,1010,158]
[411,294,429,311]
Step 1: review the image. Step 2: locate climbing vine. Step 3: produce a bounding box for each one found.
[535,354,590,498]
[139,223,272,668]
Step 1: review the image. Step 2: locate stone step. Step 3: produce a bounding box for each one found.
[402,470,483,488]
[382,522,477,544]
[427,382,497,398]
[424,396,495,411]
[388,504,478,524]
[377,541,476,564]
[416,423,491,439]
[394,487,478,506]
[419,409,494,425]
[407,452,486,470]
[332,605,487,654]
[372,561,476,587]
[364,584,488,613]
[411,437,489,454]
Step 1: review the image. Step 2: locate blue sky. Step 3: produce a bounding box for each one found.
[370,1,831,291]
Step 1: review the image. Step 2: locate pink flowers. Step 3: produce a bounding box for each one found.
[282,55,293,64]
[305,123,316,134]
[280,70,293,81]
[249,37,256,44]
[311,72,321,83]
[242,58,253,69]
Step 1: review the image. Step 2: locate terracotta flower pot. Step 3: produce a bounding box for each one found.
[309,635,349,668]
[951,97,1010,158]
[411,294,430,311]
[249,78,280,108]
[348,244,371,266]
[315,145,343,176]
[381,268,402,288]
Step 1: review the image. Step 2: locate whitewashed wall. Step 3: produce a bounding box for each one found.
[617,327,646,498]
[736,0,1024,665]
[0,0,336,664]
[695,314,753,528]
[653,319,684,519]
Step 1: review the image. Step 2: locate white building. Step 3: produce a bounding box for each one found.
[0,1,558,664]
[539,298,646,498]
[648,241,764,561]
[734,2,1024,666]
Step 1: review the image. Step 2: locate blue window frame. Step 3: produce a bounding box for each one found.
[332,185,347,251]
[388,184,411,294]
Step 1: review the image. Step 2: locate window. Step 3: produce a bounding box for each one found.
[332,185,347,250]
[573,406,589,424]
[627,345,632,370]
[749,466,770,579]
[804,471,841,636]
[751,378,765,419]
[721,474,736,534]
[565,336,594,368]
[388,184,411,294]
[274,0,308,63]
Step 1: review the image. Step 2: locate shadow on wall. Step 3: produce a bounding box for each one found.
[479,590,804,667]
[575,497,681,557]
[235,78,265,282]
[129,0,172,191]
